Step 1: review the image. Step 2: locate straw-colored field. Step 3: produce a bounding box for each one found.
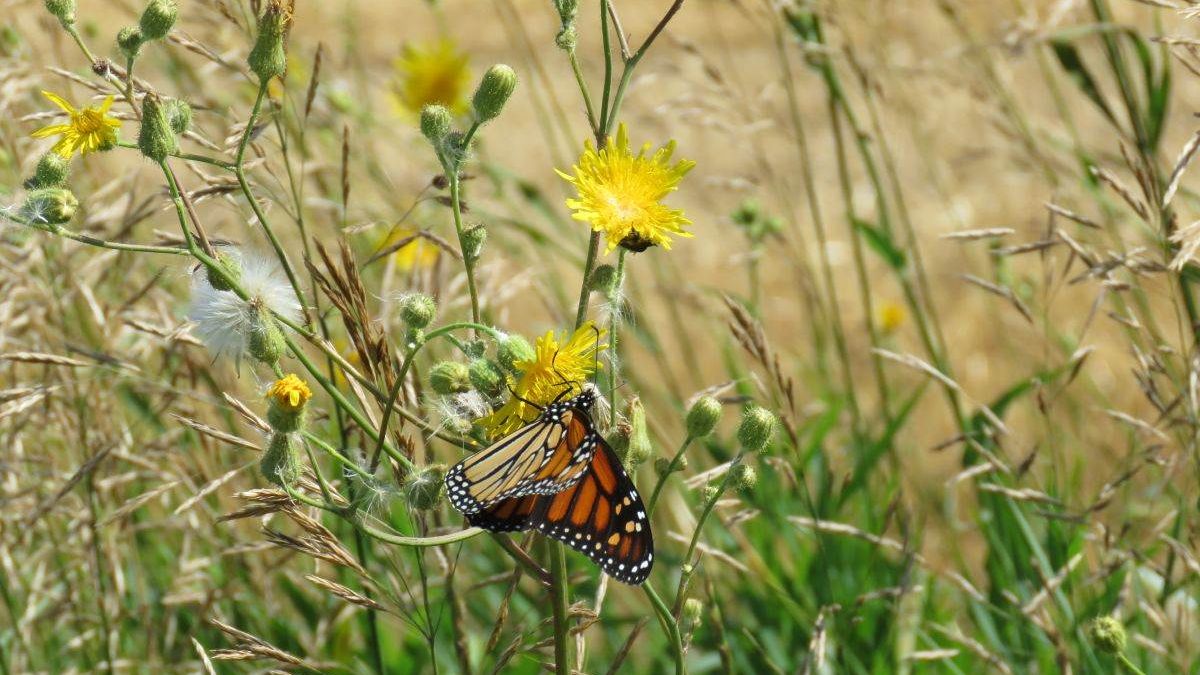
[2,0,1198,672]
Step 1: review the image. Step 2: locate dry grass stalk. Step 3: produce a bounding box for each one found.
[1,351,90,367]
[171,414,261,452]
[207,618,306,666]
[304,574,386,611]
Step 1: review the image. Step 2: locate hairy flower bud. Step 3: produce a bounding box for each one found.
[622,397,652,467]
[248,304,286,368]
[404,464,446,511]
[462,225,487,263]
[686,396,721,438]
[654,455,687,476]
[26,153,70,190]
[21,188,77,227]
[43,0,75,26]
[117,26,144,62]
[731,463,757,494]
[682,597,704,628]
[472,64,517,124]
[166,98,192,135]
[248,0,290,82]
[737,405,776,453]
[138,94,178,162]
[430,361,471,395]
[138,0,178,41]
[261,432,300,486]
[496,334,534,375]
[399,293,437,329]
[205,250,242,293]
[702,484,720,503]
[420,104,452,145]
[468,359,505,399]
[1089,616,1127,655]
[589,264,619,297]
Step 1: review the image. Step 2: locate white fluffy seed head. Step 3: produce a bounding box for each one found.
[188,248,302,362]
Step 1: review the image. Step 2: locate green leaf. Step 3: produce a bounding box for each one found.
[852,218,906,270]
[1050,39,1119,127]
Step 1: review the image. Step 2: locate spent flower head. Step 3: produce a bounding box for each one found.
[391,40,471,116]
[31,91,121,159]
[559,123,695,254]
[478,323,605,437]
[188,248,303,363]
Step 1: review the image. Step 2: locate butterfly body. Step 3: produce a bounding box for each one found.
[445,385,654,585]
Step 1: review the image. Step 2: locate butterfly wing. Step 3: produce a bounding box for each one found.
[467,438,654,585]
[446,402,598,515]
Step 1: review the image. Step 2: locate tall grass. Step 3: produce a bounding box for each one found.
[2,0,1199,673]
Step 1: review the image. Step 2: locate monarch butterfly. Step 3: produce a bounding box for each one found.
[445,384,654,585]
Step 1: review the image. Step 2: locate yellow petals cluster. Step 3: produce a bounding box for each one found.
[559,124,695,254]
[267,373,312,412]
[391,40,471,116]
[31,91,121,158]
[478,323,604,437]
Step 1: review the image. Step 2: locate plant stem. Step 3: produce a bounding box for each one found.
[549,542,572,675]
[647,436,692,513]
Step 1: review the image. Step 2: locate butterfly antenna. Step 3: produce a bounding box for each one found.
[548,349,576,403]
[506,382,545,412]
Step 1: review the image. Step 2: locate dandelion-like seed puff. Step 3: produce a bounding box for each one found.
[188,249,303,363]
[391,40,471,116]
[30,91,121,158]
[477,323,605,438]
[559,123,696,254]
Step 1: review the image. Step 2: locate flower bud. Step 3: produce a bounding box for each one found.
[260,432,300,486]
[468,359,505,398]
[404,327,425,350]
[248,0,290,82]
[702,484,720,503]
[265,374,311,434]
[206,250,242,293]
[682,597,704,628]
[403,464,446,511]
[496,334,534,375]
[589,264,619,297]
[166,98,192,135]
[685,396,721,439]
[462,339,488,360]
[472,64,517,124]
[26,153,70,190]
[248,304,286,368]
[555,25,577,51]
[138,94,178,162]
[737,405,776,453]
[43,0,75,26]
[1088,616,1126,655]
[654,455,687,476]
[117,26,143,62]
[399,292,437,329]
[731,463,757,494]
[420,104,452,145]
[21,188,77,227]
[462,225,487,263]
[138,0,178,41]
[731,198,759,227]
[622,397,652,467]
[430,361,471,395]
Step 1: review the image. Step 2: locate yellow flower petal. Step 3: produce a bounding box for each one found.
[41,90,76,114]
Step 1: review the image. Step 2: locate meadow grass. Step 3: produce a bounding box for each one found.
[1,0,1199,673]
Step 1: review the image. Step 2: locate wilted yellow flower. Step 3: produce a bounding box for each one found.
[878,301,906,334]
[31,91,121,158]
[478,323,605,437]
[267,373,312,412]
[391,40,470,116]
[559,123,695,254]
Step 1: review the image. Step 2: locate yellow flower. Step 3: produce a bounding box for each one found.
[478,323,605,437]
[379,226,440,270]
[391,40,471,116]
[877,301,906,335]
[267,373,312,412]
[558,123,696,254]
[31,91,121,158]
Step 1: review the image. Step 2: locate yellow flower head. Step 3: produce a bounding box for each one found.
[558,124,696,254]
[878,301,906,335]
[478,323,605,438]
[267,373,312,412]
[391,40,471,116]
[379,226,440,270]
[31,91,121,158]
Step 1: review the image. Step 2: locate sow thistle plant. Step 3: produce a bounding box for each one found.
[10,0,773,672]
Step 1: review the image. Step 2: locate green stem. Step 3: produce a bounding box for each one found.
[568,49,599,135]
[643,582,686,675]
[446,165,482,327]
[1116,653,1148,675]
[117,141,234,169]
[608,249,626,427]
[549,543,572,675]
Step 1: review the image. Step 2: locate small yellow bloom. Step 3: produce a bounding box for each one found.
[379,226,440,270]
[31,91,121,158]
[391,40,471,116]
[877,301,906,335]
[267,373,312,412]
[558,123,695,254]
[478,323,605,437]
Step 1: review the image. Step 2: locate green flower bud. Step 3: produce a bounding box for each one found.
[403,464,446,511]
[1089,616,1127,655]
[117,26,143,62]
[26,153,70,190]
[496,334,534,375]
[420,104,452,145]
[430,361,471,395]
[44,0,75,26]
[206,251,242,292]
[138,94,178,162]
[444,131,469,165]
[462,225,487,263]
[737,405,776,453]
[622,397,652,467]
[731,198,759,227]
[682,597,704,626]
[731,463,757,494]
[404,327,425,349]
[462,339,488,359]
[472,64,517,124]
[702,484,720,503]
[468,359,505,398]
[138,0,178,41]
[248,0,290,82]
[654,455,687,476]
[166,98,192,135]
[685,396,721,438]
[260,432,300,486]
[399,292,437,329]
[21,188,77,227]
[248,303,286,369]
[589,264,619,297]
[555,25,577,51]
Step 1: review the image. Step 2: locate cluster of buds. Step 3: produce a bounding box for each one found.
[19,153,76,229]
[116,0,179,63]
